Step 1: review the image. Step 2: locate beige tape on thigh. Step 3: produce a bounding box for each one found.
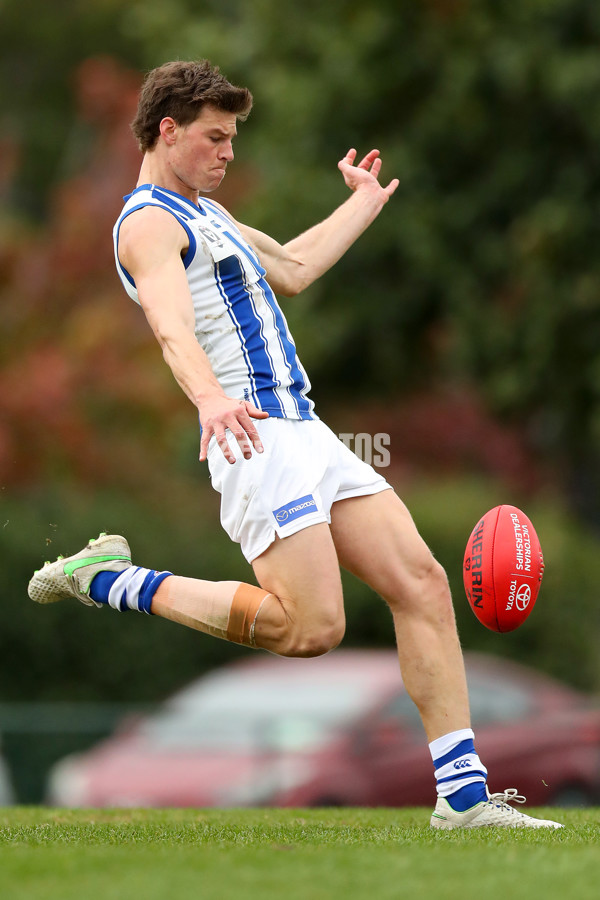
[226,584,272,647]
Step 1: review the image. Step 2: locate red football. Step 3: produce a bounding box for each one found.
[463,505,544,633]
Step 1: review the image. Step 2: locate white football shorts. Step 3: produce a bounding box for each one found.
[206,417,392,563]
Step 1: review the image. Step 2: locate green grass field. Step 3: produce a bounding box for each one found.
[1,807,599,900]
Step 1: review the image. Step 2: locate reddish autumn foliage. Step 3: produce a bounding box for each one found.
[0,58,190,488]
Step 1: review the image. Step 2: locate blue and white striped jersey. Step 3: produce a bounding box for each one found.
[113,184,315,419]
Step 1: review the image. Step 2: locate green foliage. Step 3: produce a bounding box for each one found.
[0,481,255,703]
[95,0,600,508]
[1,0,600,719]
[0,0,145,215]
[3,0,600,487]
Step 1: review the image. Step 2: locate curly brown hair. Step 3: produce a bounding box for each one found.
[131,60,253,153]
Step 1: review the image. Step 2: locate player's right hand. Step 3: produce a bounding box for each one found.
[337,148,399,200]
[199,396,269,464]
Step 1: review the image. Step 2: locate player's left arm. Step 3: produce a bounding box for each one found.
[217,149,398,297]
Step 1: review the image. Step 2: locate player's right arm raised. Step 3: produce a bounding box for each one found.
[230,149,399,297]
[117,206,267,464]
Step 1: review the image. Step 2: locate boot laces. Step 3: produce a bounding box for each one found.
[487,788,527,812]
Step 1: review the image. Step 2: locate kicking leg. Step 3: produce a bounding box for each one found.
[250,522,346,657]
[150,577,273,646]
[29,527,346,657]
[155,522,347,657]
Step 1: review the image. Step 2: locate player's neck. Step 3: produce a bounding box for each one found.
[137,155,200,204]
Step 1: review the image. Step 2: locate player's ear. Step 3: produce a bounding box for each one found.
[159,117,178,145]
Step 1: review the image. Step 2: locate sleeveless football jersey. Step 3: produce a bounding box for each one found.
[113,184,315,419]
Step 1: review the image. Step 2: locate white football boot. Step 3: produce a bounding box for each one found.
[28,533,132,608]
[430,788,564,829]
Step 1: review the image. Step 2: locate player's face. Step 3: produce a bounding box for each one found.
[169,105,237,195]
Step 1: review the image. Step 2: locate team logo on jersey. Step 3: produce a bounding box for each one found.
[273,494,318,525]
[197,224,224,249]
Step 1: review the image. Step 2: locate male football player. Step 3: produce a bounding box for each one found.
[29,60,561,829]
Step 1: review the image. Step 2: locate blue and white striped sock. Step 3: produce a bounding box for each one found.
[89,567,172,614]
[429,728,488,812]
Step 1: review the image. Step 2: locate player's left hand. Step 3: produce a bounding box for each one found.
[199,395,269,465]
[338,148,399,200]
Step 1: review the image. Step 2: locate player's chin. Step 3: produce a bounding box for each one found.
[200,170,226,193]
[211,168,227,184]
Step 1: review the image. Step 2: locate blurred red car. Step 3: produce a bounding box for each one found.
[47,650,600,808]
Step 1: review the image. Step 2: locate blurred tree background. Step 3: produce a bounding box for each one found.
[1,0,600,722]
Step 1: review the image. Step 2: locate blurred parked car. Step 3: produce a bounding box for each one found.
[47,650,600,808]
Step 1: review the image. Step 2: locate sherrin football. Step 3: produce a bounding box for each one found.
[463,505,544,633]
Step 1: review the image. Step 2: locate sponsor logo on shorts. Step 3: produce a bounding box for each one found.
[273,494,318,525]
